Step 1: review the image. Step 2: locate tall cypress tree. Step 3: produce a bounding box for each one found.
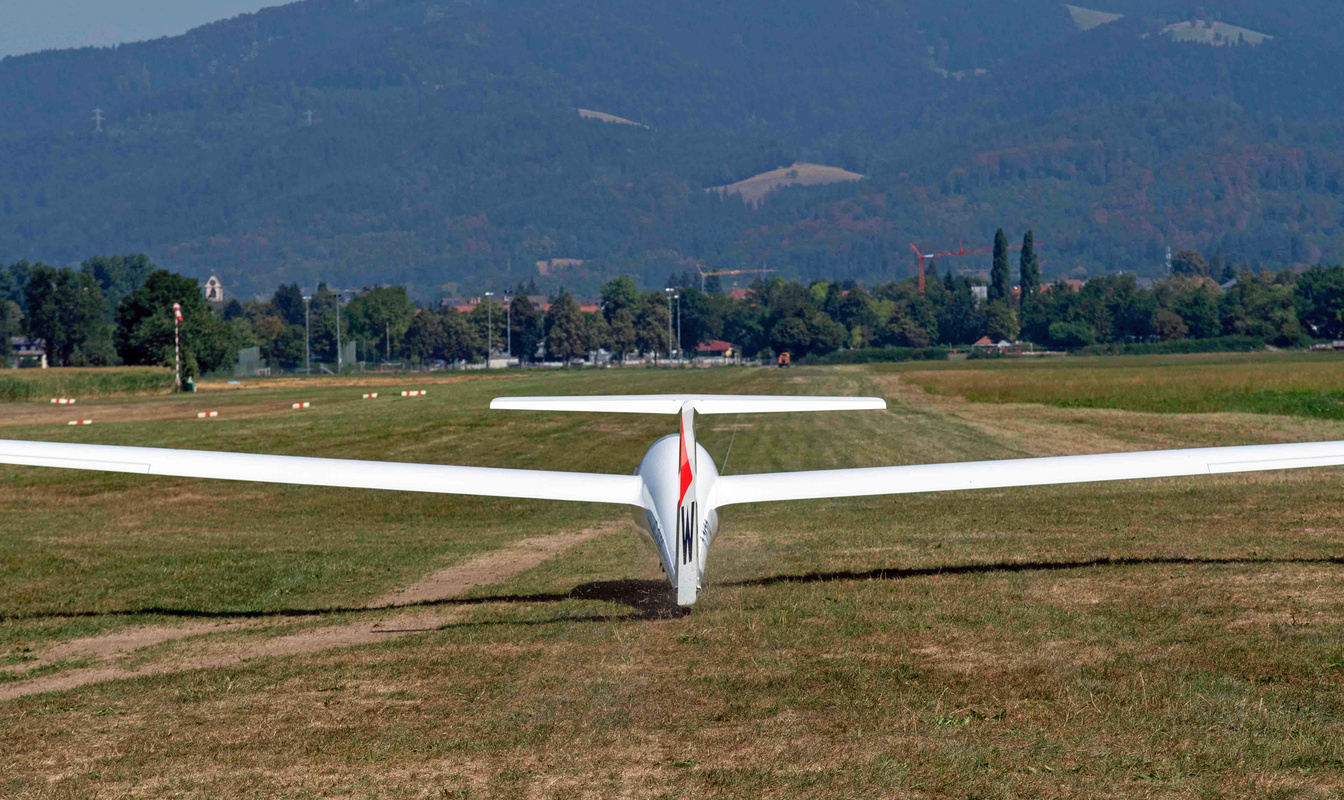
[1019,230,1040,302]
[989,228,1010,304]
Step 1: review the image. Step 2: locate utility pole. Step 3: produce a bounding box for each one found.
[484,292,494,368]
[92,108,104,133]
[303,295,311,374]
[385,322,390,365]
[504,294,512,358]
[335,293,342,372]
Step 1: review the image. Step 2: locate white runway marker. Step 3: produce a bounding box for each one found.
[67,420,93,426]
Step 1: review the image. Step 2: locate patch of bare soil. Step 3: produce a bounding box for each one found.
[0,526,620,702]
[0,614,456,702]
[0,620,279,676]
[367,526,615,608]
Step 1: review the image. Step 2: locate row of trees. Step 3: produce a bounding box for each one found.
[1,257,240,374]
[4,250,1344,373]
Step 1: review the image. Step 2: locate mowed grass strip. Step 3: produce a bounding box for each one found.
[898,352,1344,419]
[2,362,1344,797]
[0,366,175,402]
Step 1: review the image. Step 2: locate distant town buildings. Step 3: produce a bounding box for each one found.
[695,339,735,361]
[442,295,601,314]
[8,336,46,368]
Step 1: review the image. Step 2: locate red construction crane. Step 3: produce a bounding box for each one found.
[909,240,1043,292]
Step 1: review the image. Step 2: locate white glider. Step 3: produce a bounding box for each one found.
[2,393,1343,607]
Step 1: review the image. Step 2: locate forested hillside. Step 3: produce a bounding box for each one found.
[2,0,1343,299]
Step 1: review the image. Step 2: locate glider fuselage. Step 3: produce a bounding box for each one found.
[633,433,720,606]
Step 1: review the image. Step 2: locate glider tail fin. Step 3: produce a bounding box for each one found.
[676,401,702,605]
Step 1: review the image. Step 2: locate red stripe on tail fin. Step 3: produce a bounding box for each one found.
[678,417,693,504]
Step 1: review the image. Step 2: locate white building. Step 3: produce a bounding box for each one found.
[202,275,225,304]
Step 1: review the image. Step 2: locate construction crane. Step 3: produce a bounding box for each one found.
[909,240,1043,292]
[696,266,778,291]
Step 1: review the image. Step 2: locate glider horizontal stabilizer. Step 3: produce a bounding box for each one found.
[490,394,887,415]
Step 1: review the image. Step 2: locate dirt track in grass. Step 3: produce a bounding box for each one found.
[0,525,620,701]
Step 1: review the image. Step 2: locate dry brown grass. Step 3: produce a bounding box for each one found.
[0,526,621,701]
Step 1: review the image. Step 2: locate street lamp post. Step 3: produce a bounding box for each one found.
[675,293,682,364]
[484,292,494,369]
[664,287,674,362]
[303,295,311,374]
[335,292,342,373]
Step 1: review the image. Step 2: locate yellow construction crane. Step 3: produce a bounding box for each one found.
[696,266,778,291]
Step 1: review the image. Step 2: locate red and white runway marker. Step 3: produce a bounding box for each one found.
[196,411,219,419]
[291,402,312,410]
[50,398,77,405]
[400,390,428,397]
[363,393,379,399]
[67,419,93,426]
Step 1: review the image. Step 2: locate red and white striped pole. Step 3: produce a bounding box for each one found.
[173,302,183,390]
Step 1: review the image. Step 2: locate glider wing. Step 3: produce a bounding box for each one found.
[712,440,1344,507]
[0,439,646,507]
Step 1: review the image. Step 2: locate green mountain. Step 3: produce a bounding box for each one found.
[1,0,1342,298]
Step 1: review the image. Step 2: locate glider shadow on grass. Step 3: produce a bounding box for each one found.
[6,555,1342,627]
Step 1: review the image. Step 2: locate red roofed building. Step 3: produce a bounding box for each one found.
[728,288,751,301]
[695,339,735,358]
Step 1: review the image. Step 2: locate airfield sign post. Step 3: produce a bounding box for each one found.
[172,303,182,390]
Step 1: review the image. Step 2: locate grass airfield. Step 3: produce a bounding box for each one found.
[2,358,1344,798]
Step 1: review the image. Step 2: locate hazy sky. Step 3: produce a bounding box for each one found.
[0,0,294,59]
